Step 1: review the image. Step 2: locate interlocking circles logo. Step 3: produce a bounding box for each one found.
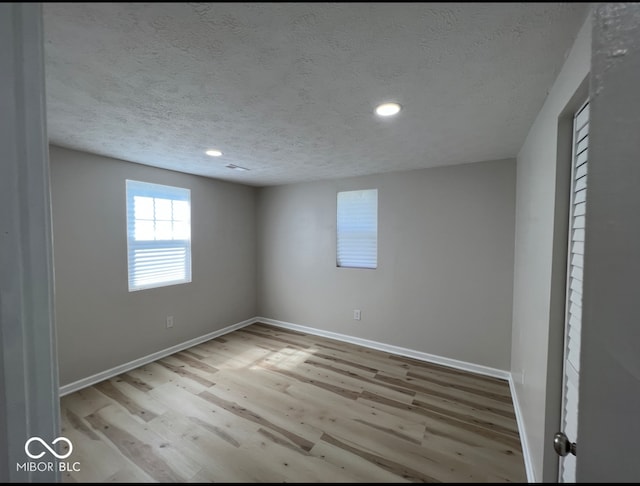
[17,436,81,473]
[25,437,73,459]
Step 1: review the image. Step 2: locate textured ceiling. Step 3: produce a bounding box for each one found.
[43,3,588,186]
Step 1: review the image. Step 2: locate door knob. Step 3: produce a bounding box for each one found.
[554,432,577,456]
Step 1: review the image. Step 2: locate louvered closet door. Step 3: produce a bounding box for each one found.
[559,101,589,482]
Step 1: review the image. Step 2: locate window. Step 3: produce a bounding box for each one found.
[337,189,378,269]
[126,180,191,291]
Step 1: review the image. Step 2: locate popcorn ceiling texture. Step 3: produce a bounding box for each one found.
[43,3,587,186]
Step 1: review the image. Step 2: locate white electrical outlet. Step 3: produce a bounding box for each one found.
[353,309,361,320]
[166,316,174,328]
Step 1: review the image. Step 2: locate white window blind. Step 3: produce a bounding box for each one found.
[337,189,378,269]
[126,180,191,291]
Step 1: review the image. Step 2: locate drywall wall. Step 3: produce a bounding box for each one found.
[510,14,591,481]
[257,159,516,371]
[578,4,640,480]
[50,146,257,386]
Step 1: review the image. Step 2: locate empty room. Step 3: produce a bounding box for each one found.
[3,2,640,484]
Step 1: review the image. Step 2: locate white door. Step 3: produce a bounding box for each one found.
[556,100,589,482]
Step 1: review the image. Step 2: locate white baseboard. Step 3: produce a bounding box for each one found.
[508,375,536,483]
[255,317,510,381]
[59,317,258,396]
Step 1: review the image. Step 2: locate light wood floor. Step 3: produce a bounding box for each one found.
[59,322,526,482]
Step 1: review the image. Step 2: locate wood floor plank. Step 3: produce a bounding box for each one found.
[60,409,137,482]
[321,432,440,482]
[279,380,429,446]
[148,382,259,442]
[303,357,417,401]
[213,368,427,453]
[85,404,202,482]
[266,358,416,402]
[388,354,508,385]
[209,370,324,443]
[358,390,522,450]
[198,388,316,452]
[214,375,488,483]
[171,350,220,375]
[238,434,368,483]
[60,386,113,418]
[126,360,210,396]
[195,338,280,369]
[93,378,165,423]
[260,363,362,400]
[117,371,154,393]
[151,410,360,483]
[420,429,526,483]
[406,367,512,398]
[308,351,380,374]
[124,362,177,389]
[309,439,412,483]
[310,341,415,376]
[60,323,525,482]
[147,410,270,482]
[149,409,244,453]
[413,392,519,435]
[374,371,517,414]
[156,356,217,388]
[237,328,310,349]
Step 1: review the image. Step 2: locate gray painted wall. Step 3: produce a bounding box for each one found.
[510,15,591,481]
[50,146,257,386]
[257,159,516,371]
[578,3,640,480]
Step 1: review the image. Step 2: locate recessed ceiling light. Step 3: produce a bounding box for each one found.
[225,164,250,172]
[375,102,401,117]
[205,149,223,157]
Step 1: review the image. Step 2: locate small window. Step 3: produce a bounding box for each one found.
[126,180,191,291]
[337,189,378,269]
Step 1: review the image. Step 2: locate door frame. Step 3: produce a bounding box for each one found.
[577,4,640,478]
[0,3,60,482]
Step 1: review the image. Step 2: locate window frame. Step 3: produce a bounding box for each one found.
[336,188,378,269]
[125,179,192,292]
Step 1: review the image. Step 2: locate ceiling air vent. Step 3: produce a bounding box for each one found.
[225,164,250,172]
